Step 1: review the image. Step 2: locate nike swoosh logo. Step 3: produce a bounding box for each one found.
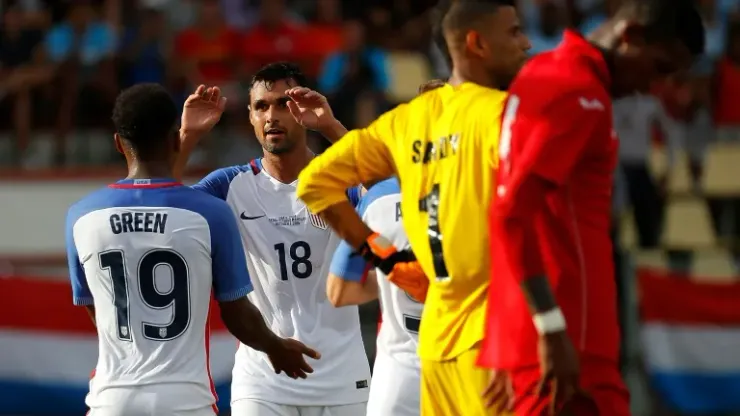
[240,213,265,220]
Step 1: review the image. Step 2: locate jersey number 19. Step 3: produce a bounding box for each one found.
[100,249,191,342]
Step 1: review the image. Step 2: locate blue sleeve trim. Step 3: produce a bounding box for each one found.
[214,283,253,302]
[73,297,95,306]
[356,178,400,216]
[198,196,254,301]
[329,240,369,282]
[191,165,248,201]
[66,203,92,304]
[346,185,362,208]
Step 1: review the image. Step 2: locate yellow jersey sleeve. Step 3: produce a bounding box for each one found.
[297,105,409,214]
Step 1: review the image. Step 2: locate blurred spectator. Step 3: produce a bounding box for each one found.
[120,8,169,87]
[713,21,740,141]
[46,0,118,165]
[578,0,619,34]
[174,0,241,105]
[527,0,565,55]
[613,94,675,248]
[318,19,389,129]
[302,0,343,76]
[0,4,51,161]
[241,0,308,77]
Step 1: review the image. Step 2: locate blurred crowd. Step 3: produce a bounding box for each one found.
[1,0,740,172]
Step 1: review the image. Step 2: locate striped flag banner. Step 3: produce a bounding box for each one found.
[0,278,236,414]
[639,267,740,414]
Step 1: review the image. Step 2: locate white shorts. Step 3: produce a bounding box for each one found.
[88,407,214,416]
[230,399,367,416]
[367,353,420,416]
[86,386,216,416]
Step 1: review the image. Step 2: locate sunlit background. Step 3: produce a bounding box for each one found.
[2,0,740,415]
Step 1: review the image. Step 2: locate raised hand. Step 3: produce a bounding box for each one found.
[267,338,321,379]
[181,85,227,136]
[285,87,335,132]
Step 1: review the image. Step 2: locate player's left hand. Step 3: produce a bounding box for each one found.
[387,260,428,303]
[267,338,321,380]
[482,370,513,410]
[537,331,581,415]
[285,87,336,132]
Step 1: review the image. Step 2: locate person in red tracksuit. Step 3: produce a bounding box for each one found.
[480,0,706,415]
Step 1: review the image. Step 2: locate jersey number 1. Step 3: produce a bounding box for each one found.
[100,249,190,342]
[419,184,449,281]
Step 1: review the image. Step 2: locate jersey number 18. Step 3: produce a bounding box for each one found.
[100,249,191,342]
[274,241,312,281]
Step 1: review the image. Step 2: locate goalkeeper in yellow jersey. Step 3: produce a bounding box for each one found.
[296,1,530,415]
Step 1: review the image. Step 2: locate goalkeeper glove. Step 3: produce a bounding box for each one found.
[357,233,429,302]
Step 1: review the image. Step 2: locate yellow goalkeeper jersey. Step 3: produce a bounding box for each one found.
[297,83,506,361]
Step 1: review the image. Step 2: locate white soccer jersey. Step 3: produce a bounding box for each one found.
[329,178,422,416]
[192,159,371,406]
[66,178,253,414]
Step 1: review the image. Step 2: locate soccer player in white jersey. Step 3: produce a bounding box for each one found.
[327,178,423,416]
[65,84,320,416]
[174,63,371,416]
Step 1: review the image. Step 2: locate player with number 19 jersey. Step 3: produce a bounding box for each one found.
[66,178,252,416]
[192,158,371,409]
[329,178,423,416]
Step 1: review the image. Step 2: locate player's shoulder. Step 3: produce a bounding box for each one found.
[412,83,506,107]
[358,178,400,215]
[517,50,607,98]
[67,186,120,223]
[192,161,260,200]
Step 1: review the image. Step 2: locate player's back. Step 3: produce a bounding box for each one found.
[66,179,231,412]
[360,178,422,366]
[389,83,507,361]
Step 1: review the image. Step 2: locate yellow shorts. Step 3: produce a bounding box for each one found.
[420,345,512,416]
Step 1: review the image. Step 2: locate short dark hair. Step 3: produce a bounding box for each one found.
[112,83,178,152]
[617,0,705,56]
[442,0,516,35]
[431,0,453,65]
[249,62,307,92]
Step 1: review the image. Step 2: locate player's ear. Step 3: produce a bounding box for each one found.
[113,133,124,155]
[465,30,486,57]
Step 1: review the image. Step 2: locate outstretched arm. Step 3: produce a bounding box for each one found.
[297,107,402,247]
[174,85,227,180]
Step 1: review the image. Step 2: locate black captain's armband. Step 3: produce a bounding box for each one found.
[521,275,558,313]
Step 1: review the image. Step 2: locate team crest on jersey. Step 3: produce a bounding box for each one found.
[308,212,328,230]
[159,328,167,338]
[120,326,129,337]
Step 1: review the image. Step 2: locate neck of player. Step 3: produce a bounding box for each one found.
[448,59,499,90]
[261,146,315,184]
[126,161,175,181]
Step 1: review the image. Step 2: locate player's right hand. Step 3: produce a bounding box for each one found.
[267,338,321,380]
[359,233,429,302]
[537,331,581,415]
[181,85,227,138]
